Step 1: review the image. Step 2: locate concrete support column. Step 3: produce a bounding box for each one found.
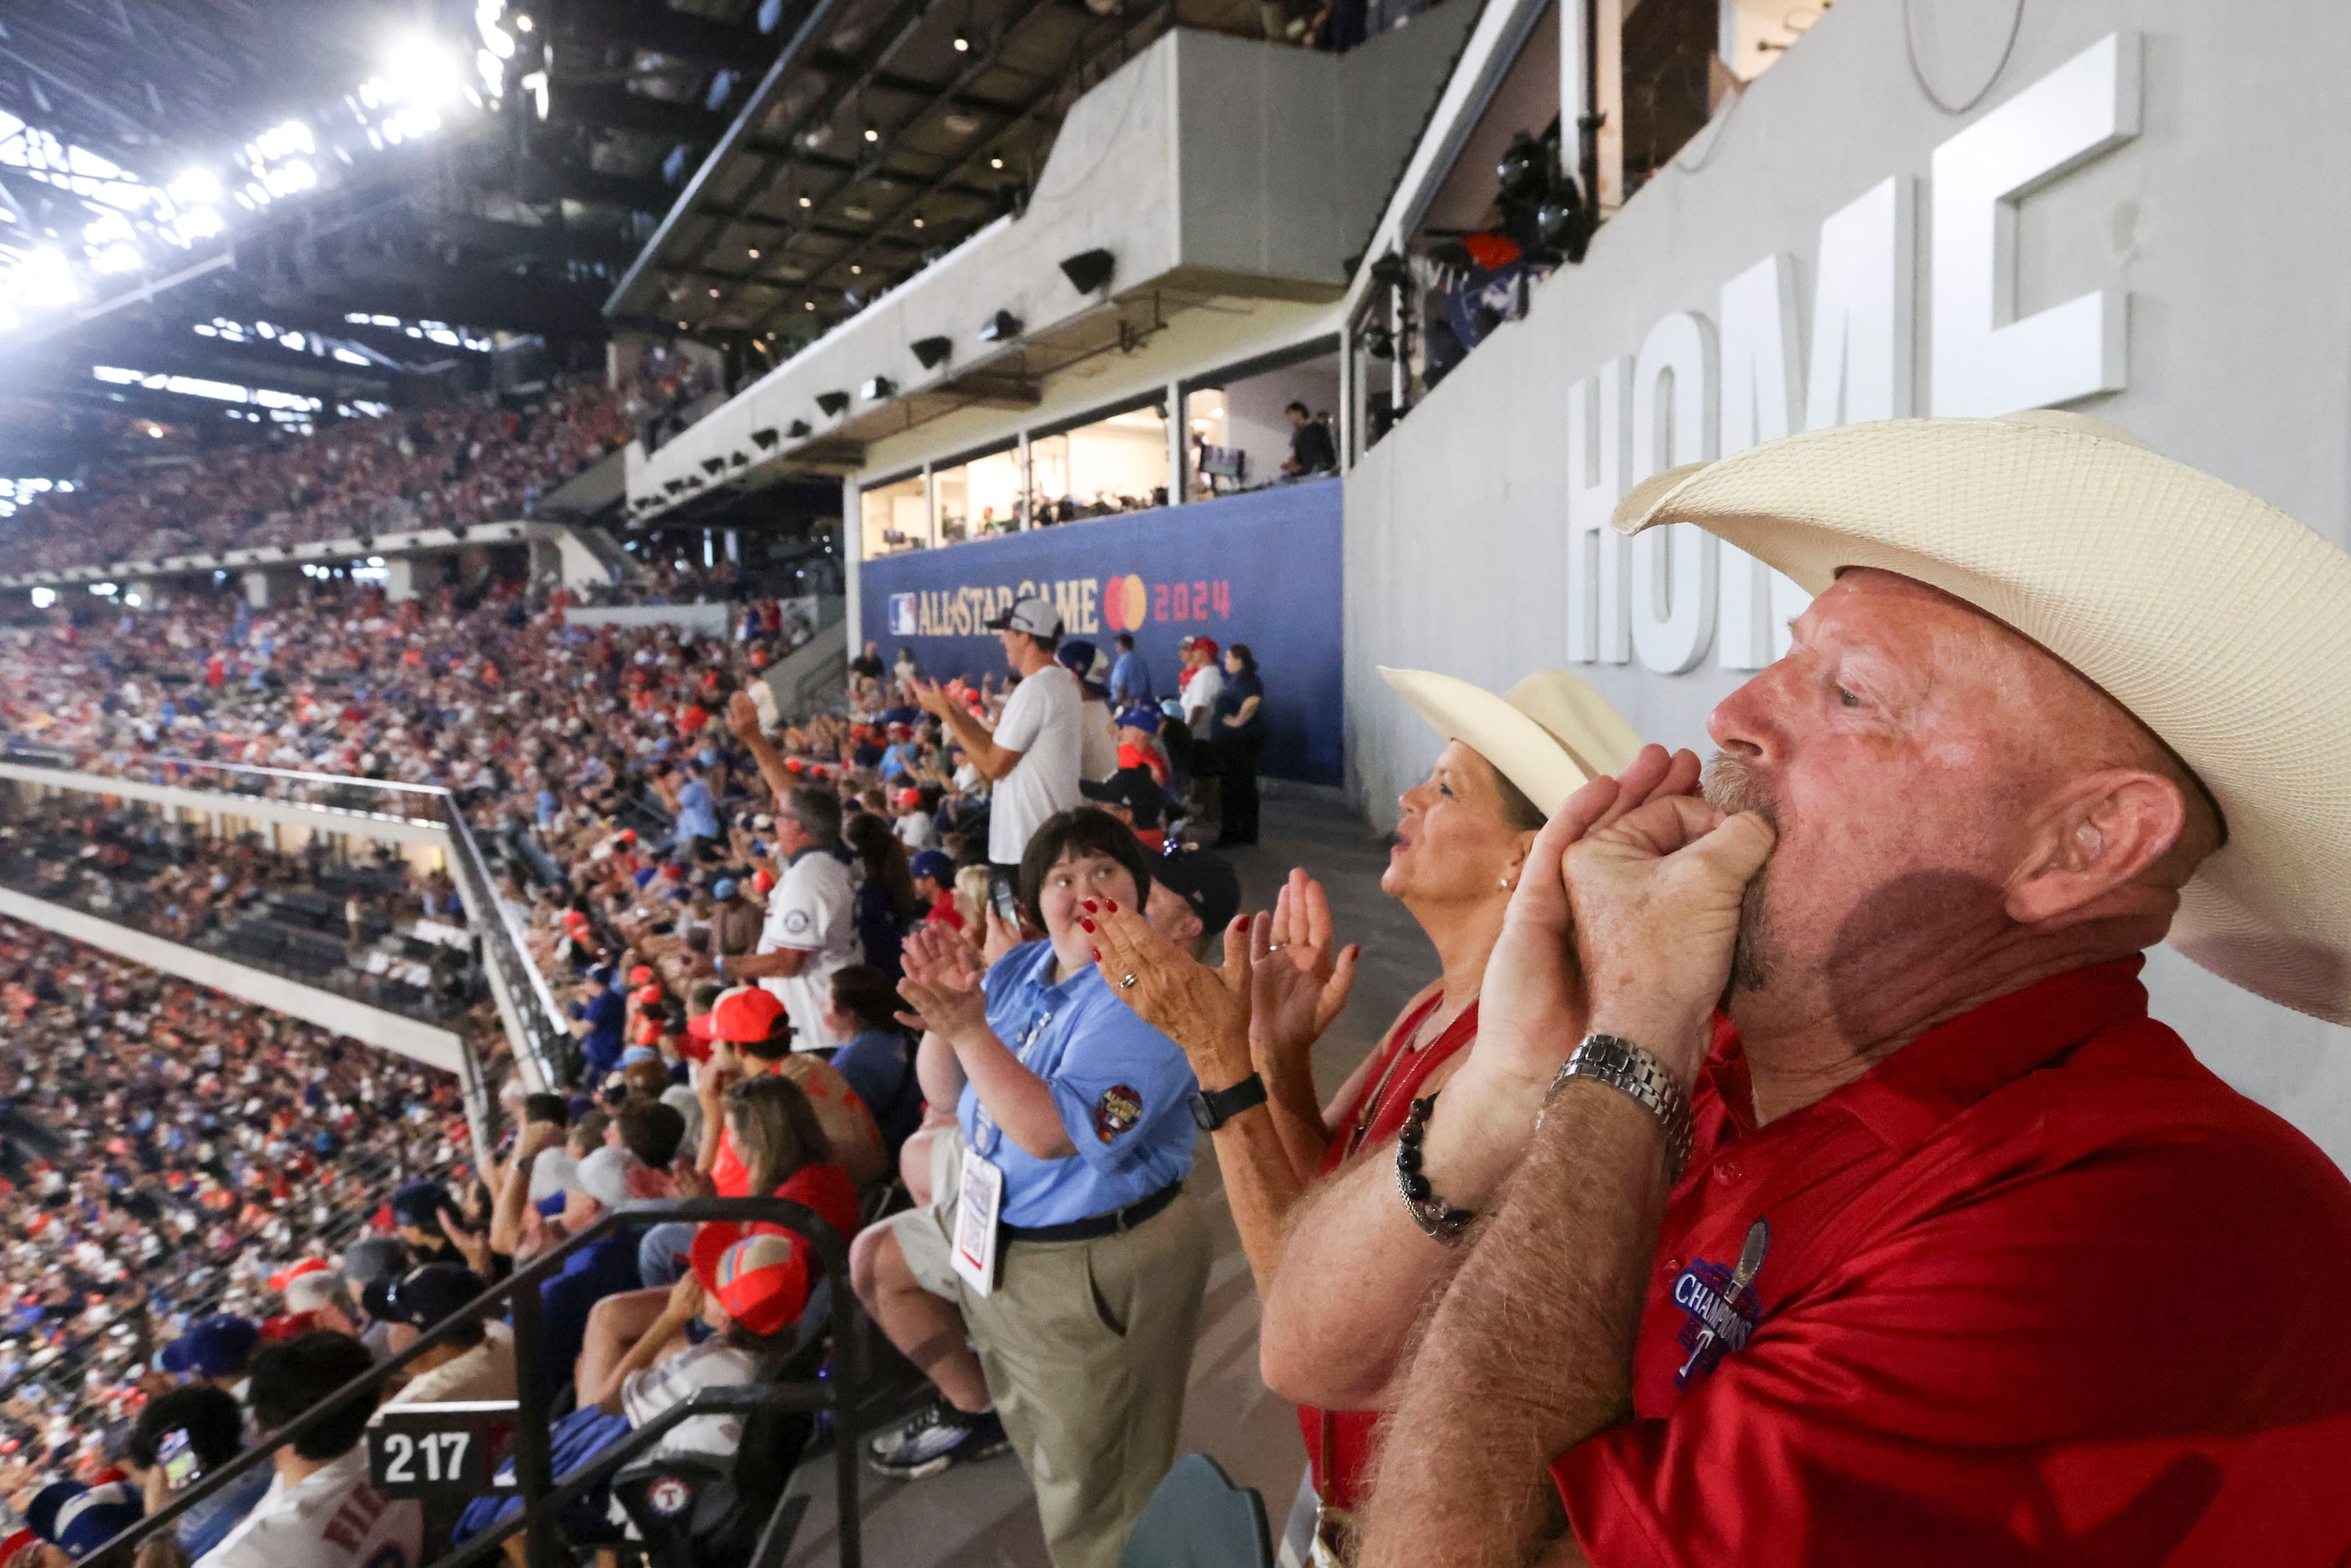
[1016,432,1032,529]
[923,463,938,549]
[240,569,295,609]
[842,478,863,662]
[1166,379,1187,506]
[384,558,419,604]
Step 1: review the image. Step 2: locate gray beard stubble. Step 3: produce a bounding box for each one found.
[1701,752,1779,997]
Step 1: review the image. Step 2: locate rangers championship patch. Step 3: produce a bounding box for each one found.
[1670,1216,1771,1389]
[1092,1085,1143,1142]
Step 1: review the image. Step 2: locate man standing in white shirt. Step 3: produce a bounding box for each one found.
[723,783,859,1051]
[912,595,1082,879]
[1177,637,1225,818]
[195,1333,422,1568]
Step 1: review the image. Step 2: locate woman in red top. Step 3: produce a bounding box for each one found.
[1088,667,1656,1560]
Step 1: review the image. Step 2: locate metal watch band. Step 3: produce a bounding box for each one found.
[1545,1033,1695,1184]
[1395,1093,1474,1243]
[1189,1071,1269,1132]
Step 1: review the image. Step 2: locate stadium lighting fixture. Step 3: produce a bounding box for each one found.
[748,248,761,260]
[816,391,850,417]
[912,335,952,369]
[860,377,895,401]
[977,309,1021,342]
[990,157,1004,169]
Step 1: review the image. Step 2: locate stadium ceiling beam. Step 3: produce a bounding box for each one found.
[771,0,1120,310]
[722,144,1002,206]
[804,57,1037,119]
[671,0,1072,319]
[559,0,788,73]
[507,157,679,216]
[550,83,736,145]
[423,213,643,269]
[602,0,925,320]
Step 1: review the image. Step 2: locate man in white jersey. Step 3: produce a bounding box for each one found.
[723,782,859,1051]
[195,1333,420,1568]
[911,594,1082,881]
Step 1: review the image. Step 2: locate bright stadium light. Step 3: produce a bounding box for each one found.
[168,169,221,206]
[29,589,56,609]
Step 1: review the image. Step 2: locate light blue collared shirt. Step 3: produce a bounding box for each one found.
[959,938,1198,1228]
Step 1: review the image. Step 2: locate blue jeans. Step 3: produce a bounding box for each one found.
[638,1221,697,1287]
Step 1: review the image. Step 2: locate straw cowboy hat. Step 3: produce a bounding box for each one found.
[1614,409,2351,1028]
[1379,666,1645,818]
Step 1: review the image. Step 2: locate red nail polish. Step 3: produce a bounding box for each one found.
[1082,899,1097,912]
[1080,918,1095,932]
[1104,898,1118,913]
[1091,948,1101,961]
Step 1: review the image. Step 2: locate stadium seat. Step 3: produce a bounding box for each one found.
[1115,1454,1274,1568]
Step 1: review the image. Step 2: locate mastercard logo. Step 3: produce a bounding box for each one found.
[1102,573,1148,631]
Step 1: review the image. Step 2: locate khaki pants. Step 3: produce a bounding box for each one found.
[893,1130,1214,1568]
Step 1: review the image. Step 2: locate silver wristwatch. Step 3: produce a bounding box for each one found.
[1544,1034,1695,1183]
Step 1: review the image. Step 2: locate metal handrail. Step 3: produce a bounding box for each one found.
[86,1196,869,1568]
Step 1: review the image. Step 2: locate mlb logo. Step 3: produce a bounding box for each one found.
[888,594,917,636]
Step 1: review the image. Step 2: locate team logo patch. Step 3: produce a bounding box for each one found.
[646,1475,692,1517]
[1092,1085,1143,1142]
[1670,1217,1771,1389]
[782,908,812,936]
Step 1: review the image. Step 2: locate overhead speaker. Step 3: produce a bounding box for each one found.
[912,335,952,370]
[1058,247,1114,295]
[787,419,812,438]
[700,458,726,475]
[751,427,780,449]
[977,309,1022,342]
[816,390,850,417]
[859,376,896,401]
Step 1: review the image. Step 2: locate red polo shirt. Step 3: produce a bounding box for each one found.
[1552,959,2351,1566]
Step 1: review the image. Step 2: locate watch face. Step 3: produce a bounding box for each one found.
[1188,1091,1217,1131]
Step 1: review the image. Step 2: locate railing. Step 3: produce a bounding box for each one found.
[89,1196,879,1568]
[0,745,575,1114]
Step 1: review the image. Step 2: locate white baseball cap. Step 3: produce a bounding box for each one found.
[984,595,1062,638]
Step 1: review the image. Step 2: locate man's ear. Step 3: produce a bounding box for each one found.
[2006,770,2189,927]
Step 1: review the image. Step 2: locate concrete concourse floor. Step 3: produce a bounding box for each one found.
[783,790,1431,1567]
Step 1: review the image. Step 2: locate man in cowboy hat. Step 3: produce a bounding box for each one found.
[1354,412,2351,1565]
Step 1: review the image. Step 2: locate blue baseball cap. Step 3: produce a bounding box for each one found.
[391,1179,452,1230]
[910,849,955,884]
[28,1479,143,1559]
[1115,705,1159,732]
[621,1045,659,1066]
[712,878,737,900]
[159,1314,259,1379]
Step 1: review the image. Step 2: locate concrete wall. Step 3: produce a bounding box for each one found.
[563,602,732,636]
[1344,0,2351,1164]
[631,14,1478,513]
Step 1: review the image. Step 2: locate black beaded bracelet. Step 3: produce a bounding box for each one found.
[1395,1093,1474,1243]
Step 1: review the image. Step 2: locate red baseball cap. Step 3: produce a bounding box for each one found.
[268,1257,330,1292]
[689,1225,811,1338]
[628,965,655,986]
[697,986,787,1044]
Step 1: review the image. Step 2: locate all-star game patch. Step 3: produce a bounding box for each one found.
[1092,1085,1143,1143]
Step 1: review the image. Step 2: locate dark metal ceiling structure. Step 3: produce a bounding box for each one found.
[604,0,1265,357]
[0,0,813,474]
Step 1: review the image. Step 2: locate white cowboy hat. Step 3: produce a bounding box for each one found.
[1379,666,1645,818]
[1614,409,2351,1027]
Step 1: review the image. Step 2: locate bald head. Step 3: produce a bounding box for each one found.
[1704,569,2221,1061]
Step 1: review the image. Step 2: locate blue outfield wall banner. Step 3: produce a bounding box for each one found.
[858,479,1342,783]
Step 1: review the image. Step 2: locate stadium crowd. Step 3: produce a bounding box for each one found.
[0,526,1269,1565]
[0,379,625,579]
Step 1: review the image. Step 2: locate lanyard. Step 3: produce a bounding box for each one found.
[970,1002,1055,1157]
